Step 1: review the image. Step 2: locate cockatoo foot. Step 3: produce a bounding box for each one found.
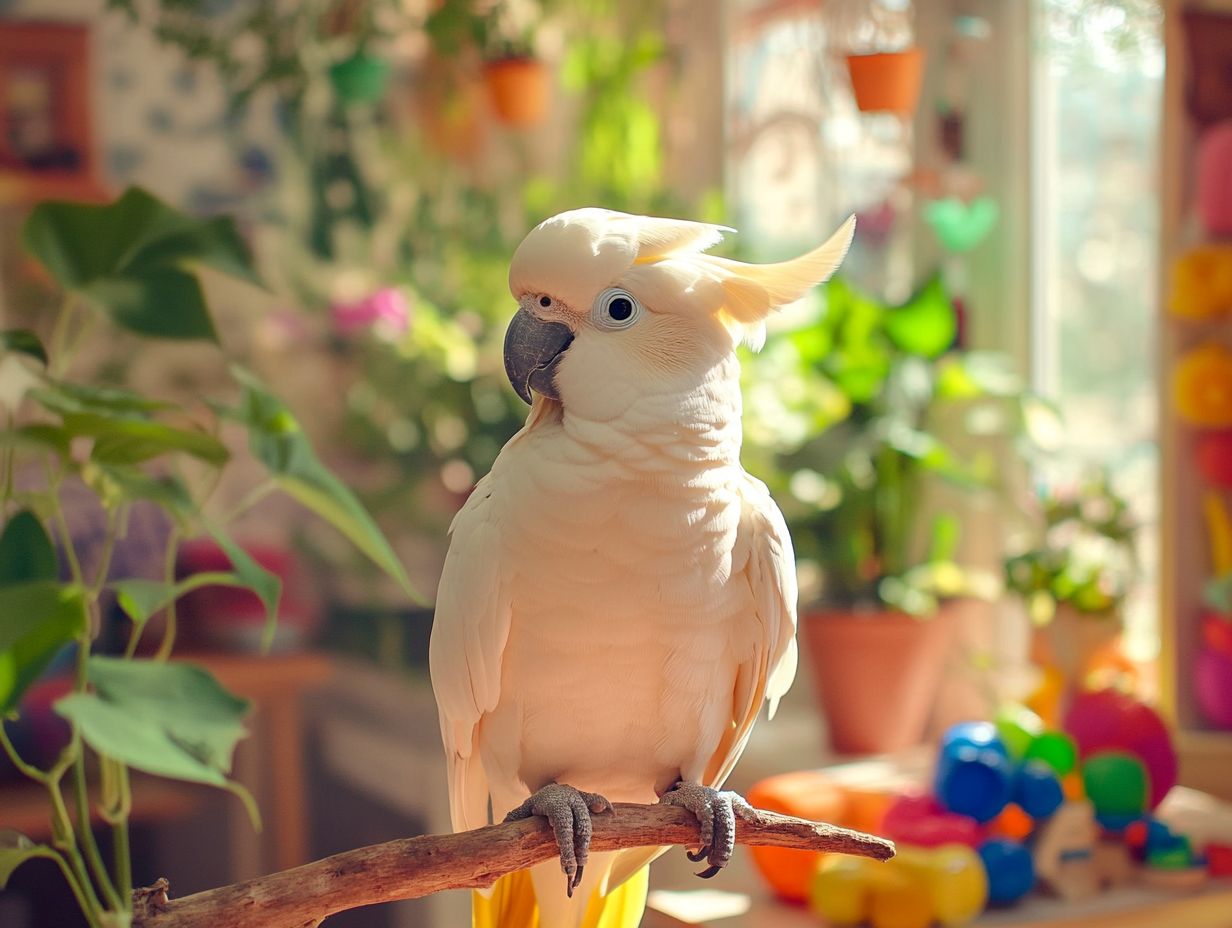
[659,780,758,878]
[504,782,614,897]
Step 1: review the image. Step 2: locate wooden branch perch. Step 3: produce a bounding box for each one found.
[132,802,894,928]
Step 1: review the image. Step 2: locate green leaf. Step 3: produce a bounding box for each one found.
[0,330,48,366]
[0,582,86,714]
[883,275,957,359]
[205,527,281,651]
[32,381,172,417]
[0,830,50,888]
[229,368,419,601]
[0,424,72,456]
[0,510,58,586]
[21,186,262,343]
[924,196,999,254]
[111,572,237,630]
[54,656,250,787]
[61,413,228,466]
[81,269,217,342]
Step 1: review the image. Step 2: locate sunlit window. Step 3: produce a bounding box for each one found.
[1030,0,1164,661]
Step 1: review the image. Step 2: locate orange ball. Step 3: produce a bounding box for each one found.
[747,771,848,901]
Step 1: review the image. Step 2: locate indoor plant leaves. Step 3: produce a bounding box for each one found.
[21,187,262,343]
[54,656,250,788]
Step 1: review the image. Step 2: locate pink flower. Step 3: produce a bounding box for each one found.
[331,287,410,337]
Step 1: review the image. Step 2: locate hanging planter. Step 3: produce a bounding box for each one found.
[846,46,925,115]
[330,49,391,106]
[482,55,549,128]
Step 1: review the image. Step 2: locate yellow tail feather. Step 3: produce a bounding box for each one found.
[472,866,649,928]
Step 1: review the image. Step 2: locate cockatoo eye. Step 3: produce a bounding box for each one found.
[539,295,552,308]
[593,288,642,330]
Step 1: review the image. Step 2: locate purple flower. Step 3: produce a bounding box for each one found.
[331,287,410,337]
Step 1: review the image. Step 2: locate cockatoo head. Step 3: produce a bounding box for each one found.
[503,208,855,420]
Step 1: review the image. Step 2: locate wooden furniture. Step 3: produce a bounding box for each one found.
[195,650,335,877]
[1158,0,1232,803]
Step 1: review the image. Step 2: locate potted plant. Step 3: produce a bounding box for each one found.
[0,187,417,925]
[425,0,552,128]
[846,47,926,115]
[1003,471,1139,718]
[745,273,1036,754]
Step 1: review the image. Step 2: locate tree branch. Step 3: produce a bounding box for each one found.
[132,802,894,928]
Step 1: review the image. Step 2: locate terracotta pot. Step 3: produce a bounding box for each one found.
[483,56,549,127]
[846,47,925,115]
[1030,604,1121,686]
[801,606,955,755]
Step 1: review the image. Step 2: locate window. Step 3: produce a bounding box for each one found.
[1030,0,1164,661]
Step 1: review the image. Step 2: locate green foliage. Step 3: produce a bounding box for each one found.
[1004,471,1138,624]
[56,657,251,789]
[748,274,1041,615]
[23,187,261,342]
[0,186,415,924]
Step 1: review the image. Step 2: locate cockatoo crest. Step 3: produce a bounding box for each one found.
[509,208,856,350]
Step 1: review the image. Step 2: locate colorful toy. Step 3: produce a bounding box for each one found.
[977,838,1035,904]
[1012,760,1064,820]
[1063,689,1177,809]
[1173,342,1232,427]
[1206,842,1232,877]
[1201,610,1232,659]
[988,803,1034,842]
[993,705,1043,759]
[881,794,983,848]
[1032,801,1100,901]
[810,843,988,928]
[934,743,1014,824]
[745,770,847,902]
[1082,750,1149,829]
[1023,731,1078,777]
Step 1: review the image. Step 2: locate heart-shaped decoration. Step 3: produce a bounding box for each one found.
[925,196,999,253]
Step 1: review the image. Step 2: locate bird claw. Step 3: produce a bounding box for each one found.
[504,783,612,898]
[659,780,758,878]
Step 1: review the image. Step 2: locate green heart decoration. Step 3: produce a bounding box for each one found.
[925,196,1000,254]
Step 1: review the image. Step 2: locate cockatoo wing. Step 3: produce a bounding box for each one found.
[429,471,512,833]
[707,473,799,784]
[606,472,799,892]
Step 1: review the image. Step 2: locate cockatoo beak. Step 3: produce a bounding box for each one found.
[503,308,575,404]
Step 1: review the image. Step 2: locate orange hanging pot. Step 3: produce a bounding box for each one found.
[482,56,550,128]
[846,47,926,115]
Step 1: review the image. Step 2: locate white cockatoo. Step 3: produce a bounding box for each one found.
[430,208,855,928]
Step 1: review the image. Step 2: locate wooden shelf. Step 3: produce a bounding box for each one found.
[1157,0,1232,800]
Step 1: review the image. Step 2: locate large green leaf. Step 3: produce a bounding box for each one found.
[0,330,48,366]
[81,270,217,341]
[0,830,50,888]
[0,510,58,586]
[21,187,262,342]
[0,582,86,714]
[60,413,228,466]
[54,656,250,787]
[229,368,418,600]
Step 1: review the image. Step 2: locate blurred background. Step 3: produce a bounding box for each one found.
[3,0,1225,926]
